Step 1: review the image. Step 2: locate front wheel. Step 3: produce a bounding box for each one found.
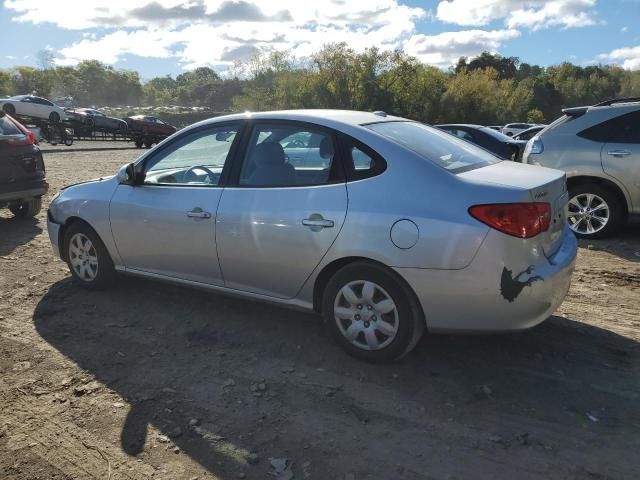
[567,183,623,239]
[322,261,424,361]
[64,222,115,288]
[49,111,60,123]
[9,198,41,218]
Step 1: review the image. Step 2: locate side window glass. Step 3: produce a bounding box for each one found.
[239,124,337,187]
[352,146,374,171]
[345,140,386,181]
[578,111,640,143]
[143,125,238,186]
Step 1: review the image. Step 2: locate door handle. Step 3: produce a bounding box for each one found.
[302,215,334,229]
[186,207,211,219]
[607,150,632,157]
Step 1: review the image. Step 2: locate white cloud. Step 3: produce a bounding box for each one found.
[436,0,597,31]
[56,29,184,65]
[405,29,521,68]
[597,45,640,70]
[6,0,430,68]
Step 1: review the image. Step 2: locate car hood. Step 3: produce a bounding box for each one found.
[61,175,115,191]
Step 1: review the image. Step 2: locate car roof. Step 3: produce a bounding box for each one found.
[436,124,484,129]
[200,110,405,128]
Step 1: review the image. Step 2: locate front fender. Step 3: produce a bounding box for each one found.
[48,177,122,266]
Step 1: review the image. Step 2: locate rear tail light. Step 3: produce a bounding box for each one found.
[469,203,551,238]
[528,137,543,154]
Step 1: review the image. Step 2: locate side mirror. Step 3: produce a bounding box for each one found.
[116,163,138,185]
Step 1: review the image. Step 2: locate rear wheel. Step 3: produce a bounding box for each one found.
[567,183,623,239]
[9,198,41,218]
[134,137,143,148]
[322,261,424,361]
[49,111,60,123]
[64,222,115,288]
[3,103,16,115]
[143,138,154,148]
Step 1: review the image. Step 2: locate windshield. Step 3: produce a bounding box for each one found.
[367,121,500,173]
[0,116,22,136]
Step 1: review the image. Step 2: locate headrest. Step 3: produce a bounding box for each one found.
[319,136,334,159]
[252,142,286,166]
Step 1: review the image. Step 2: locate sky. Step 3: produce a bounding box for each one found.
[1,0,639,80]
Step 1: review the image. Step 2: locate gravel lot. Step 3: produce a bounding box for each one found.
[1,142,639,480]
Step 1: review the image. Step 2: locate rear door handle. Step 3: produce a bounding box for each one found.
[302,215,334,229]
[186,207,211,219]
[607,150,632,157]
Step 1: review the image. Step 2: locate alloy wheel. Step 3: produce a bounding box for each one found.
[333,280,399,351]
[69,233,99,281]
[567,193,610,235]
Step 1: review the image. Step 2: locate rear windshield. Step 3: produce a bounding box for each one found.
[478,126,514,142]
[0,116,22,136]
[367,121,500,173]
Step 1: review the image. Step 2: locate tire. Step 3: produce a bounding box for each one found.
[567,183,624,239]
[49,111,60,123]
[134,138,143,148]
[118,123,127,133]
[143,138,153,148]
[3,103,16,115]
[63,222,115,289]
[322,261,424,361]
[86,117,94,129]
[9,198,42,218]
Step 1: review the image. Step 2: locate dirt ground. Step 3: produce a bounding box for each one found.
[1,142,639,480]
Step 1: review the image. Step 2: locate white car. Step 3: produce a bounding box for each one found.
[502,123,544,137]
[1,95,67,123]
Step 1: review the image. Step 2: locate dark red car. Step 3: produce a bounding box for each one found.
[124,115,177,147]
[0,113,47,218]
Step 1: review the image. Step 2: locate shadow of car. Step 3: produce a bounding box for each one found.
[32,276,640,479]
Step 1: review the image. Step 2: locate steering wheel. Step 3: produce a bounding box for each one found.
[184,165,217,184]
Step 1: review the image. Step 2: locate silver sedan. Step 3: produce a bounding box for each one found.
[47,110,577,361]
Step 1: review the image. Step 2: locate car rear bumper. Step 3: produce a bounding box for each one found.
[0,182,48,204]
[395,225,577,332]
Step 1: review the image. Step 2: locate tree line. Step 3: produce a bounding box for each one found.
[1,44,639,125]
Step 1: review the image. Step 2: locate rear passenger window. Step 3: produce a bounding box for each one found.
[344,141,387,180]
[578,111,640,143]
[239,124,341,187]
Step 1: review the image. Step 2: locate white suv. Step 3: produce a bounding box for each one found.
[523,97,640,238]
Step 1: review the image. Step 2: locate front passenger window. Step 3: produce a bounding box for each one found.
[143,125,238,186]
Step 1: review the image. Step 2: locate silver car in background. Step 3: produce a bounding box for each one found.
[47,110,577,361]
[524,98,640,238]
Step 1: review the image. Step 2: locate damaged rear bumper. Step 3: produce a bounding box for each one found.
[394,225,578,332]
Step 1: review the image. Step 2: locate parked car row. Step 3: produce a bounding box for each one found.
[1,95,177,143]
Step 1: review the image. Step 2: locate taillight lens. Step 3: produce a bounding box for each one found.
[469,203,551,238]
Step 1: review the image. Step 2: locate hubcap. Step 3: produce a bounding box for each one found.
[567,193,609,235]
[333,280,399,351]
[68,233,99,281]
